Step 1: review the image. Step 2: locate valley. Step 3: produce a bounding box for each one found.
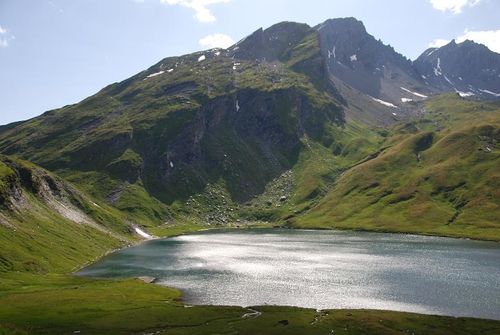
[0,16,499,334]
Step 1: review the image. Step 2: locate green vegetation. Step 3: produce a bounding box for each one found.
[1,273,499,335]
[295,94,500,240]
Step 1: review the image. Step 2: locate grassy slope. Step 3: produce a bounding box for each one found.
[0,155,135,273]
[296,95,500,240]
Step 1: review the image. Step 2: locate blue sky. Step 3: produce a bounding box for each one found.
[1,0,499,125]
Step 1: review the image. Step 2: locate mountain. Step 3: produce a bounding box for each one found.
[415,39,500,99]
[316,18,433,124]
[0,16,498,265]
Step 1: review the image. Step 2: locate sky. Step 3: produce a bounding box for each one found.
[1,0,499,125]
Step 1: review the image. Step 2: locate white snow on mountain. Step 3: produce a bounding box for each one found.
[145,71,165,79]
[371,97,397,108]
[400,87,428,98]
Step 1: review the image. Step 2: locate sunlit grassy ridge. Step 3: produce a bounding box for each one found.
[296,94,500,240]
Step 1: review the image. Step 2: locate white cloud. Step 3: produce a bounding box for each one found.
[429,38,450,48]
[429,0,481,14]
[428,29,500,53]
[457,29,500,53]
[0,26,10,48]
[161,0,231,23]
[199,33,234,49]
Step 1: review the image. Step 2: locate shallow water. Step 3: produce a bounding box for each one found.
[77,229,500,320]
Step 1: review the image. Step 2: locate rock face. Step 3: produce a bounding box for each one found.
[144,87,342,203]
[414,40,500,99]
[316,18,432,107]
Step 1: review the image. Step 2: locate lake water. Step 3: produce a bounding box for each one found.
[77,229,500,320]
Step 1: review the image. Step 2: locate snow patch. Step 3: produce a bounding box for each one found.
[214,51,221,56]
[478,88,500,97]
[392,112,398,116]
[198,55,206,62]
[170,161,174,168]
[400,87,428,98]
[434,58,442,76]
[455,90,475,97]
[443,75,454,86]
[167,68,174,73]
[370,96,397,108]
[235,99,240,111]
[135,227,152,239]
[232,62,241,70]
[328,46,336,59]
[401,98,413,103]
[145,71,164,79]
[350,54,357,62]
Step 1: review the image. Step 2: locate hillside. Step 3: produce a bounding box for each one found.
[0,155,132,273]
[296,95,500,240]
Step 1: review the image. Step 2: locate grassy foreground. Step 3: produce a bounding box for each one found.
[1,272,500,335]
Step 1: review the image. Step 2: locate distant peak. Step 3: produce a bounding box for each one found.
[266,21,310,32]
[317,17,367,34]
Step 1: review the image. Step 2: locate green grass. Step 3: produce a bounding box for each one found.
[296,95,500,240]
[1,272,499,335]
[0,155,135,273]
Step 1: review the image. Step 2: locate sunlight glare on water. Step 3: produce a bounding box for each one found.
[77,229,500,320]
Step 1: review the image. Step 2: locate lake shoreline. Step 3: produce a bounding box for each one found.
[77,228,500,321]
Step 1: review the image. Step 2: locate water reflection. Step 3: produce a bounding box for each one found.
[77,229,500,320]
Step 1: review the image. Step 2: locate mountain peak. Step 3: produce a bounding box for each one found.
[317,17,367,35]
[414,37,500,98]
[315,16,427,114]
[230,21,311,61]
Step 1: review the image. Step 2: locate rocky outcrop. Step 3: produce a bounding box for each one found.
[414,40,500,99]
[142,87,342,203]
